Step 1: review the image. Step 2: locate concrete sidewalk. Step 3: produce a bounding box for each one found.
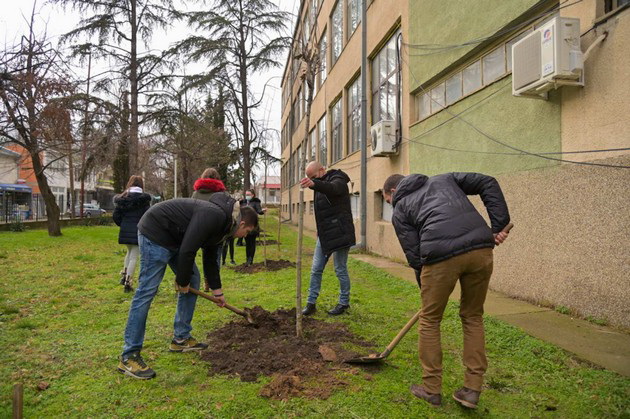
[351,253,630,377]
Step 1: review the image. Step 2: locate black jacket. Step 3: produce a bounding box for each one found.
[391,173,510,270]
[137,195,238,288]
[113,192,151,245]
[239,197,264,237]
[310,169,356,255]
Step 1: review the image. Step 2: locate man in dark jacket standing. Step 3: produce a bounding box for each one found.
[118,193,258,380]
[300,161,356,316]
[383,172,510,409]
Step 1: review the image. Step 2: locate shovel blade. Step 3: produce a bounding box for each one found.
[344,354,386,364]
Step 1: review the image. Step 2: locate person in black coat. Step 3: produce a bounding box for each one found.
[118,194,259,380]
[239,189,265,265]
[113,175,151,292]
[382,172,510,408]
[300,162,356,316]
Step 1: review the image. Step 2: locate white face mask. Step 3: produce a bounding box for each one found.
[245,195,252,201]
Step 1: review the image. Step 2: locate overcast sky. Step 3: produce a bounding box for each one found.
[1,0,299,177]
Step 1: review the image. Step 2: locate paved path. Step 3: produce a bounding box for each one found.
[351,253,630,377]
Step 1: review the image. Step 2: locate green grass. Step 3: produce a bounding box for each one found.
[0,211,629,418]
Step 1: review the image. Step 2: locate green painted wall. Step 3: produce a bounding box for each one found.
[407,0,561,176]
[408,80,561,176]
[408,0,549,90]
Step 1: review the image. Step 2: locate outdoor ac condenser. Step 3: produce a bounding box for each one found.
[512,16,583,99]
[371,120,397,157]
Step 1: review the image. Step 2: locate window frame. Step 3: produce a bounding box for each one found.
[347,76,362,154]
[331,99,343,163]
[318,114,328,166]
[371,30,401,125]
[331,0,344,65]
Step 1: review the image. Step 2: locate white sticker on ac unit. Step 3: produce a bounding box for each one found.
[543,62,554,76]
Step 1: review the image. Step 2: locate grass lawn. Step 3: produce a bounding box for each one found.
[0,211,629,418]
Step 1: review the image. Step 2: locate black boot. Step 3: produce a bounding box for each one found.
[328,304,349,316]
[246,257,254,266]
[302,303,316,316]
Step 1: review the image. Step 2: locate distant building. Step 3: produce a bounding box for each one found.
[0,146,31,221]
[255,176,281,205]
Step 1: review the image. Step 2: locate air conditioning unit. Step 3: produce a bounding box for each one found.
[512,17,583,99]
[371,120,397,157]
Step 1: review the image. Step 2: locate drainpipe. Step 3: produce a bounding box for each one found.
[359,0,367,250]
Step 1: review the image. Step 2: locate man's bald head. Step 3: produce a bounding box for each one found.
[305,161,325,179]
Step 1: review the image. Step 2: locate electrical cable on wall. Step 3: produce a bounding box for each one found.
[399,41,630,169]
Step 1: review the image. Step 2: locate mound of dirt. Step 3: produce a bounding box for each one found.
[231,259,294,273]
[200,307,376,400]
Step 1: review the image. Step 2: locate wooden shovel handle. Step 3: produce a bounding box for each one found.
[188,288,247,317]
[502,223,514,233]
[380,309,422,358]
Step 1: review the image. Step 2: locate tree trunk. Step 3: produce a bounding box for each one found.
[277,186,282,254]
[238,1,251,192]
[32,151,61,236]
[295,61,316,337]
[67,140,75,219]
[129,0,139,173]
[262,160,268,268]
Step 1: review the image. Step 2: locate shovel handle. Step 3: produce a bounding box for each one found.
[189,288,248,318]
[502,223,514,233]
[380,309,422,358]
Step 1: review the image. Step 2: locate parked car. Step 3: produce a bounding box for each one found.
[68,203,107,217]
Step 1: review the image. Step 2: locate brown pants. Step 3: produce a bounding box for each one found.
[418,248,493,394]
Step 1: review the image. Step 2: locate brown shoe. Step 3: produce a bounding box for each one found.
[410,384,442,407]
[453,387,480,409]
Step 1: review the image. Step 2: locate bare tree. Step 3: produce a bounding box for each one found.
[0,8,76,236]
[174,0,290,192]
[52,0,177,173]
[293,34,321,337]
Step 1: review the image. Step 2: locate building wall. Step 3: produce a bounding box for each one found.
[280,0,410,257]
[0,154,19,184]
[405,0,630,328]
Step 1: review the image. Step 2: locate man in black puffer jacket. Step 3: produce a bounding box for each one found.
[300,161,356,316]
[383,172,510,409]
[118,194,258,380]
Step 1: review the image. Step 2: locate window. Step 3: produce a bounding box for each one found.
[347,77,361,154]
[331,0,343,64]
[462,61,482,95]
[318,115,327,165]
[348,0,362,37]
[331,99,343,163]
[416,93,430,121]
[482,46,506,84]
[371,32,401,124]
[604,0,630,13]
[319,33,327,89]
[350,194,360,219]
[445,73,463,105]
[310,129,317,161]
[430,83,445,112]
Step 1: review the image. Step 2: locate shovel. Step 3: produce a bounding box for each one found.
[189,288,257,325]
[346,222,514,364]
[345,309,421,364]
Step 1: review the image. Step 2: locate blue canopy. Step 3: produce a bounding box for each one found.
[0,183,32,192]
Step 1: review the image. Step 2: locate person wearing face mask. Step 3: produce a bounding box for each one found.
[239,189,266,265]
[299,161,355,316]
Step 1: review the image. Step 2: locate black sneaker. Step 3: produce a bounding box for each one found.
[169,337,208,352]
[124,276,134,293]
[302,303,317,316]
[118,352,156,380]
[328,304,350,316]
[119,271,126,285]
[230,260,236,265]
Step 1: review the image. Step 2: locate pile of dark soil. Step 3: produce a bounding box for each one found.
[200,307,377,400]
[231,259,294,273]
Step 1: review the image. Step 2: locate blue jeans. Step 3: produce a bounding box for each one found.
[122,233,201,356]
[307,239,350,305]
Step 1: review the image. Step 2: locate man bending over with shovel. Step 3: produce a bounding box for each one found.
[383,172,510,409]
[118,193,258,379]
